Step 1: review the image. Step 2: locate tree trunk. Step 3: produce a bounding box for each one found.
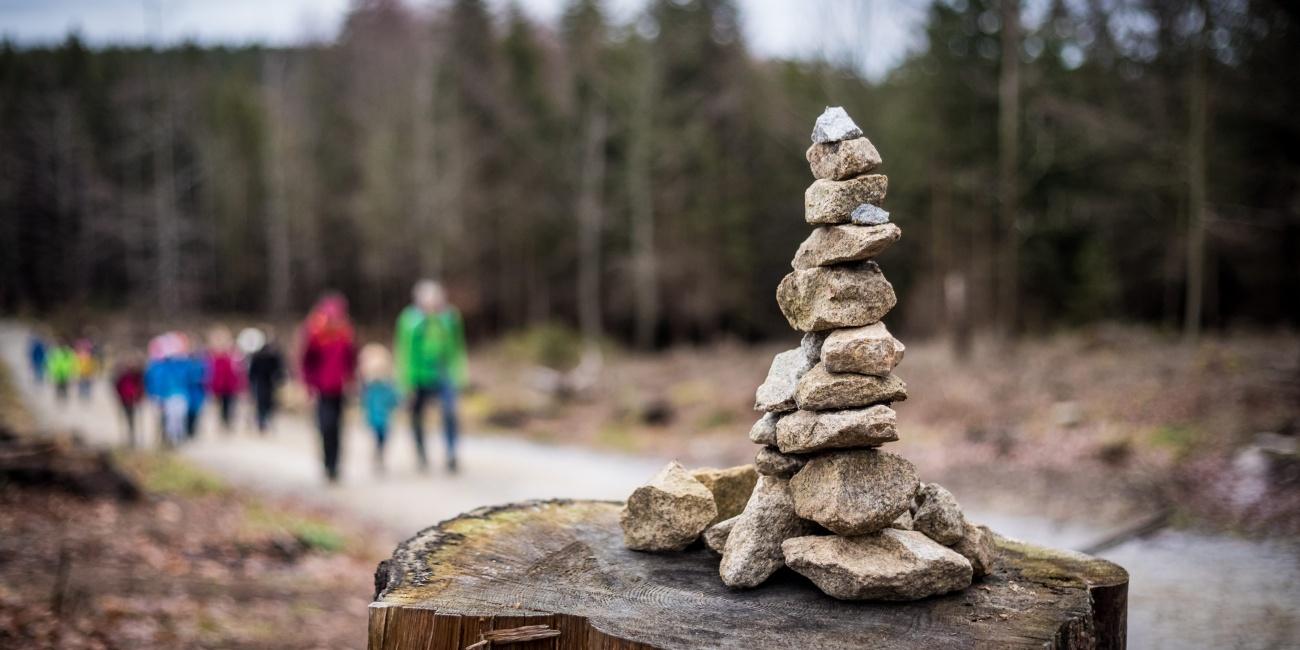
[411,38,443,279]
[576,104,607,346]
[997,0,1021,339]
[262,54,293,318]
[152,50,181,317]
[628,51,658,350]
[1183,0,1208,345]
[370,500,1129,649]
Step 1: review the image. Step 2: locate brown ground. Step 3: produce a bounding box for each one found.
[0,442,393,650]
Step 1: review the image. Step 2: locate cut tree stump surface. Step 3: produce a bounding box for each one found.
[370,500,1127,649]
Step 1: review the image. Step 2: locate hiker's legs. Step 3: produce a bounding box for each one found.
[219,394,234,431]
[410,387,430,467]
[122,401,136,447]
[436,380,460,471]
[317,395,342,482]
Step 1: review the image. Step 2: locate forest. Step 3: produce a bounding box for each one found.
[1,0,1297,345]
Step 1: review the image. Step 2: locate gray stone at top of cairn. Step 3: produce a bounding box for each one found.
[811,106,863,144]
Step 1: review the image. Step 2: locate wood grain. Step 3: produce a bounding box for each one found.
[370,500,1127,649]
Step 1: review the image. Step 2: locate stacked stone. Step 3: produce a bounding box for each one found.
[713,107,995,600]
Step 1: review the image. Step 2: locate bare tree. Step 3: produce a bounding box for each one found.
[628,44,658,350]
[1183,0,1208,345]
[262,53,293,318]
[997,0,1021,338]
[576,103,607,346]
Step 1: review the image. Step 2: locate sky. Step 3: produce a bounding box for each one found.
[0,0,925,80]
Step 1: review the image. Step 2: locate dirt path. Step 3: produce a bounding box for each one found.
[1,323,667,539]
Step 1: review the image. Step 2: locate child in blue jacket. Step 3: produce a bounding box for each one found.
[360,343,399,474]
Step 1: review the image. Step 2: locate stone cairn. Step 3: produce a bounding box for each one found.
[620,107,995,601]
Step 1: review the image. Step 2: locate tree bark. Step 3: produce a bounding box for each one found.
[262,53,293,318]
[371,500,1128,650]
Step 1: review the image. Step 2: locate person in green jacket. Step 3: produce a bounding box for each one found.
[46,343,76,403]
[395,279,468,472]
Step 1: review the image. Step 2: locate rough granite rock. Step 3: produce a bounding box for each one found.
[810,106,863,144]
[800,331,828,367]
[782,530,974,600]
[620,461,718,551]
[748,412,779,446]
[794,363,908,411]
[754,445,806,478]
[890,510,915,530]
[806,137,881,180]
[821,322,906,376]
[692,465,759,524]
[776,262,897,332]
[719,475,810,588]
[789,449,918,536]
[851,203,891,225]
[774,405,898,454]
[951,522,996,578]
[914,483,966,546]
[792,223,902,270]
[805,175,889,225]
[754,349,813,412]
[703,516,738,554]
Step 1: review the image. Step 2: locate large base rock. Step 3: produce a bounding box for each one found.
[776,262,897,332]
[789,449,918,536]
[775,405,898,454]
[620,461,718,551]
[821,323,905,376]
[794,364,907,411]
[782,530,973,601]
[692,465,759,524]
[792,224,901,270]
[805,175,888,225]
[719,476,811,588]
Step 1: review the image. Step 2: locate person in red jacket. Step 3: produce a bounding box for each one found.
[300,293,357,483]
[206,326,244,433]
[112,353,146,448]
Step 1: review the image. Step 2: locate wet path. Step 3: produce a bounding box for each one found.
[4,323,1297,648]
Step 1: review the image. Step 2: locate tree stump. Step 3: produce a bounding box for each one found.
[370,500,1127,649]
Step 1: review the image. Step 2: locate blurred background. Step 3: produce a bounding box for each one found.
[0,0,1297,648]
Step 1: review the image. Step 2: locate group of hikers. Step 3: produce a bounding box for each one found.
[26,279,468,483]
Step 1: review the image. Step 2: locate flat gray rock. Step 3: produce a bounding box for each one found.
[782,530,974,601]
[748,412,779,446]
[789,449,918,536]
[703,515,738,554]
[799,331,827,367]
[691,464,759,525]
[850,203,890,225]
[951,521,996,578]
[776,262,897,332]
[794,363,908,411]
[719,475,810,588]
[914,483,965,546]
[620,461,718,551]
[810,106,863,144]
[792,223,901,270]
[805,175,888,225]
[774,404,898,454]
[821,322,906,376]
[806,137,881,180]
[754,348,813,412]
[754,445,806,478]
